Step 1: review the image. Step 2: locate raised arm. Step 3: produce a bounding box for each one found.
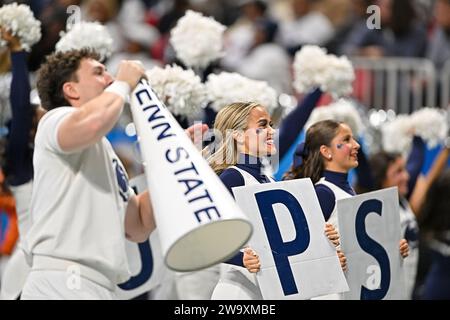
[3,32,33,186]
[409,145,450,215]
[57,61,145,153]
[276,88,322,159]
[405,136,426,200]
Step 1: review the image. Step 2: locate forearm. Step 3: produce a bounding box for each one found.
[277,88,322,159]
[406,136,426,199]
[7,51,33,183]
[125,191,155,243]
[410,147,449,215]
[58,91,126,152]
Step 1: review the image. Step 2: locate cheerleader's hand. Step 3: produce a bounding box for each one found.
[325,223,340,247]
[185,123,209,145]
[243,247,260,273]
[337,249,348,272]
[399,239,409,258]
[0,26,22,52]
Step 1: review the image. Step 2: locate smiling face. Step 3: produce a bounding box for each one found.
[322,123,360,173]
[241,106,276,157]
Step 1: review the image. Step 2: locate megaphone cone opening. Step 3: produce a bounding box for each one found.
[165,218,253,272]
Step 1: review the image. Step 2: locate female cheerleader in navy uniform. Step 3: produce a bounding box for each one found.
[207,102,343,300]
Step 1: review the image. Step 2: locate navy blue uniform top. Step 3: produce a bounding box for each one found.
[6,51,34,186]
[315,170,356,221]
[220,154,271,194]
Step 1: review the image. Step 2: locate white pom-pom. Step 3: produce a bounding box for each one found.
[0,73,12,123]
[293,45,355,98]
[205,72,278,114]
[411,107,448,148]
[146,64,208,118]
[55,22,113,61]
[170,10,225,69]
[305,99,365,136]
[381,114,414,154]
[0,3,41,51]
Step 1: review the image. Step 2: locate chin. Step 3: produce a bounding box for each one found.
[349,160,358,169]
[399,187,408,197]
[267,147,277,156]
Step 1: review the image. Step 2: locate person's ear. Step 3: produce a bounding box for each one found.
[320,145,332,160]
[232,130,245,144]
[62,82,80,101]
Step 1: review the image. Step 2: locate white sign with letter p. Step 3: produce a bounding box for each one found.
[233,179,349,300]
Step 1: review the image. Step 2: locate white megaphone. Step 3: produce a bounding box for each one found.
[129,79,253,272]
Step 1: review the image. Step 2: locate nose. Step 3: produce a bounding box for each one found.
[353,139,360,150]
[105,72,114,86]
[404,170,410,182]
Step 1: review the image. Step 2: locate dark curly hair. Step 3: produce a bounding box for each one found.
[36,49,100,111]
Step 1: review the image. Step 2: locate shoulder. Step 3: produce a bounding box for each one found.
[315,182,336,221]
[38,107,73,130]
[35,107,74,152]
[315,183,336,202]
[219,167,245,190]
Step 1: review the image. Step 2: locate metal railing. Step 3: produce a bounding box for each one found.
[351,57,440,114]
[441,59,450,110]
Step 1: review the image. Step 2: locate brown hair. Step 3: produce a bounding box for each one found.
[286,120,341,184]
[36,49,100,111]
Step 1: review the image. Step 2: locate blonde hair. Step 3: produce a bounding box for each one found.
[204,102,261,175]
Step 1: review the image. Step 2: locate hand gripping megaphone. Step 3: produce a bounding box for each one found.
[129,79,253,272]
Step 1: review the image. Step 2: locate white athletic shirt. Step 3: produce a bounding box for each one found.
[10,180,33,239]
[23,107,133,289]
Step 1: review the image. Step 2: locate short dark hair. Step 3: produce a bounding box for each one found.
[36,49,100,111]
[368,151,402,190]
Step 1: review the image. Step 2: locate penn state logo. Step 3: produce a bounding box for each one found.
[113,159,129,202]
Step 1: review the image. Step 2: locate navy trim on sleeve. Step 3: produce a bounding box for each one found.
[406,136,425,200]
[6,51,34,186]
[315,184,336,221]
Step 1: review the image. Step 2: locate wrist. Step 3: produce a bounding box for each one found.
[104,80,131,101]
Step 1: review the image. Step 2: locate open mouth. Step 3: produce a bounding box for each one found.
[266,139,274,145]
